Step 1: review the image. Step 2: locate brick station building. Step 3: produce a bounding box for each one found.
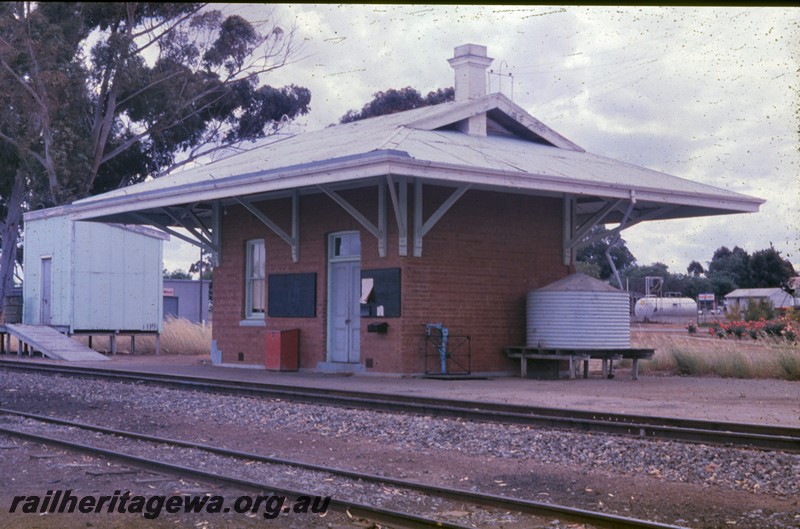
[40,44,763,374]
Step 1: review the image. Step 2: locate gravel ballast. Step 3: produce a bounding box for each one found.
[1,370,798,528]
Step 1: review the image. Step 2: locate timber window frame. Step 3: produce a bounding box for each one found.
[244,239,266,320]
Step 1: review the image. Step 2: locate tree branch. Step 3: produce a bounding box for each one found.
[128,4,207,59]
[154,141,241,177]
[98,81,234,168]
[22,14,59,196]
[130,3,208,40]
[0,129,47,168]
[114,68,184,109]
[0,53,45,109]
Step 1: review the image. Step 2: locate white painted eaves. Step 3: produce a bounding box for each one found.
[41,92,762,223]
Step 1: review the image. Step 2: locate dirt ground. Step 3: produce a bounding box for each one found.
[7,350,796,427]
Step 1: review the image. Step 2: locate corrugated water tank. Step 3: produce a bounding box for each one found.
[527,273,630,349]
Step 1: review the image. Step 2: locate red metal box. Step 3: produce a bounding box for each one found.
[265,329,299,371]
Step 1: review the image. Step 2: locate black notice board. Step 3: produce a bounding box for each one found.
[268,273,316,318]
[361,268,401,317]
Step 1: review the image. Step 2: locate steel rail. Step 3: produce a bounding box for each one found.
[0,424,472,529]
[0,410,687,529]
[1,359,798,452]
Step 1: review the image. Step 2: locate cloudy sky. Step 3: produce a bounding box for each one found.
[165,4,799,276]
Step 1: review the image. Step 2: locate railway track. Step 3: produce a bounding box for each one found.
[1,359,798,452]
[0,408,687,529]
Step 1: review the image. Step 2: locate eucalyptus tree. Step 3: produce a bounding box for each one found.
[340,87,454,123]
[0,2,311,308]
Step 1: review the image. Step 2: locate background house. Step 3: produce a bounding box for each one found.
[724,288,799,313]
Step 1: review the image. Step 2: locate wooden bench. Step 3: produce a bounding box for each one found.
[505,348,589,379]
[582,349,655,380]
[505,347,655,380]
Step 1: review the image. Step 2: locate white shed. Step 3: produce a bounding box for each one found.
[22,214,166,334]
[724,288,799,312]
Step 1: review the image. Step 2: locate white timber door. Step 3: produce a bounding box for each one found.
[40,257,52,325]
[328,232,361,363]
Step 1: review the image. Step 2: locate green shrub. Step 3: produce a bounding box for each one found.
[745,298,775,321]
[765,320,786,337]
[728,322,747,339]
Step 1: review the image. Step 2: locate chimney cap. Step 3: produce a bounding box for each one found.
[450,43,491,61]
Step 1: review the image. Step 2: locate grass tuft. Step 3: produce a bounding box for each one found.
[69,316,212,355]
[633,330,800,380]
[157,315,212,355]
[777,352,800,381]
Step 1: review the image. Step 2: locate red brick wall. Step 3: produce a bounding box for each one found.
[212,185,570,373]
[399,186,570,373]
[213,188,405,369]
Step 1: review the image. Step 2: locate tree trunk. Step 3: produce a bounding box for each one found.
[0,170,26,314]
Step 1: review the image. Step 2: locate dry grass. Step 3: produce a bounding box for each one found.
[633,330,800,380]
[72,316,212,355]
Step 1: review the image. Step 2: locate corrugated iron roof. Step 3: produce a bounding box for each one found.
[38,92,760,223]
[724,288,784,298]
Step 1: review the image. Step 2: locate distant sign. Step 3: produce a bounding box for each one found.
[698,293,715,302]
[163,287,174,297]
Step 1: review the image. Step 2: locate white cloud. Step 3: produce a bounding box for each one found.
[164,5,799,273]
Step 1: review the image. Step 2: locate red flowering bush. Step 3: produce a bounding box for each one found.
[704,316,797,343]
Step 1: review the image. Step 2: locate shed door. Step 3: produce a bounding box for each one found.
[40,257,52,325]
[328,232,361,363]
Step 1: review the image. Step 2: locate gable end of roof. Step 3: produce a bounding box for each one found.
[405,93,584,152]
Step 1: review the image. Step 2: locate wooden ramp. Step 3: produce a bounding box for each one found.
[5,325,108,361]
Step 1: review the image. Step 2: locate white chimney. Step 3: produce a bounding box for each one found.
[448,44,493,135]
[448,44,493,100]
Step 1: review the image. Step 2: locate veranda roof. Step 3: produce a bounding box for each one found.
[27,92,761,226]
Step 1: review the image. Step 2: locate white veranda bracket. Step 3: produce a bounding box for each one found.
[130,207,218,257]
[386,175,408,256]
[160,206,217,253]
[234,191,300,262]
[562,196,577,266]
[413,180,471,257]
[565,190,680,288]
[576,202,680,250]
[564,198,625,260]
[211,200,221,266]
[605,198,637,289]
[319,182,387,257]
